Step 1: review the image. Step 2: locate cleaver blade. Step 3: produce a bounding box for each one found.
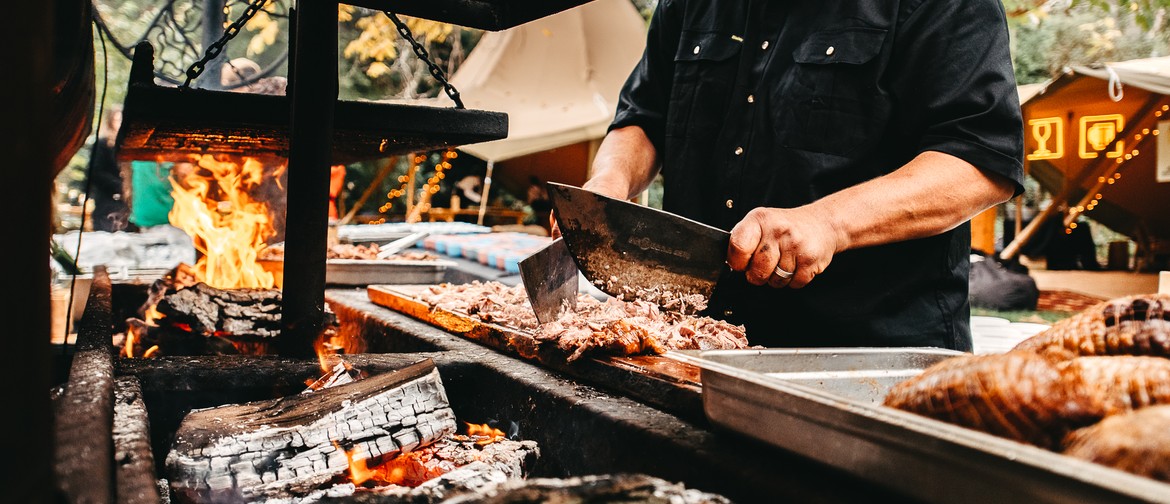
[518,237,579,324]
[548,182,731,304]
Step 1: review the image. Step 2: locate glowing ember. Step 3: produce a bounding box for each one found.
[168,154,282,289]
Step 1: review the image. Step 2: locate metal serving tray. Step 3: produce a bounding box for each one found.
[260,259,456,286]
[671,348,1170,504]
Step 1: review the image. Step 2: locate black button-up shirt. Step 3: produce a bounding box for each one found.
[611,0,1025,350]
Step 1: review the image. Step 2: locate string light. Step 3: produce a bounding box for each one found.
[1064,115,1163,233]
[371,148,458,224]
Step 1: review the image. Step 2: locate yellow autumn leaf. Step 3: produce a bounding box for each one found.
[338,4,354,22]
[366,61,391,78]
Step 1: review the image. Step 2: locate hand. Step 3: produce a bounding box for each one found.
[725,207,843,289]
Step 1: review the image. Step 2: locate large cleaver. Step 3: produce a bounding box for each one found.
[547,182,731,305]
[518,237,579,324]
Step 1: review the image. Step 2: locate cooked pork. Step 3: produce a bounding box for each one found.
[416,281,751,362]
[1057,356,1170,415]
[1013,294,1170,360]
[883,352,1107,449]
[1062,404,1170,483]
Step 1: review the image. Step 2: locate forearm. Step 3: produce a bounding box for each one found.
[582,125,661,200]
[812,151,1016,253]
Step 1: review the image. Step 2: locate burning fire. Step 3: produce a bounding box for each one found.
[464,422,506,445]
[334,421,507,489]
[169,154,283,290]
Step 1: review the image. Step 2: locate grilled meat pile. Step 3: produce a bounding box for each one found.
[259,242,441,261]
[417,281,751,362]
[883,293,1170,482]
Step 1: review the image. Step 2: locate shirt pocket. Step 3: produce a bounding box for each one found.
[782,27,889,156]
[667,30,742,140]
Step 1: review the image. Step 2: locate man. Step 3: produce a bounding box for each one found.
[558,1,1024,351]
[88,106,132,232]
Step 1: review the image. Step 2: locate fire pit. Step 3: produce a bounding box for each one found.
[53,270,911,503]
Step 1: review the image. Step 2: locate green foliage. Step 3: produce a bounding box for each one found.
[1010,1,1170,84]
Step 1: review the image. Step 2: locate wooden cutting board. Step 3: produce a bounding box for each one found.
[367,284,705,422]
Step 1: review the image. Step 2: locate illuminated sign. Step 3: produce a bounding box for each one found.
[1026,117,1063,161]
[1079,114,1125,159]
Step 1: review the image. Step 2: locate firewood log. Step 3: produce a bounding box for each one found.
[166,360,455,503]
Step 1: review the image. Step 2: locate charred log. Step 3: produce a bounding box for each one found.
[331,472,725,504]
[157,282,282,339]
[166,360,456,502]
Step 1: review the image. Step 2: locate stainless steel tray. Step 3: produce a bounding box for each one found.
[260,259,457,286]
[671,348,1170,504]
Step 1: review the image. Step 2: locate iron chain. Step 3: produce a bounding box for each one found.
[384,12,465,109]
[182,0,270,89]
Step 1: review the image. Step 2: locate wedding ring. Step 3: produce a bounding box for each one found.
[773,266,794,280]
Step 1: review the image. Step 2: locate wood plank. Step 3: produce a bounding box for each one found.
[366,285,703,419]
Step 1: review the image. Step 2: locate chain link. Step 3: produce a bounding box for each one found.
[181,0,270,89]
[384,12,464,109]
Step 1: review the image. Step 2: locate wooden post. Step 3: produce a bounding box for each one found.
[9,0,55,499]
[478,160,495,225]
[971,206,998,256]
[1160,271,1169,295]
[280,1,338,358]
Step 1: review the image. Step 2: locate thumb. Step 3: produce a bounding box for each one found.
[726,218,761,272]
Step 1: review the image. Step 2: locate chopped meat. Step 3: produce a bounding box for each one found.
[1062,404,1170,483]
[883,352,1107,449]
[259,242,441,261]
[1013,294,1170,361]
[416,281,751,362]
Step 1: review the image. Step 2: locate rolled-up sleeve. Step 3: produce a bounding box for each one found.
[609,0,681,154]
[892,0,1025,195]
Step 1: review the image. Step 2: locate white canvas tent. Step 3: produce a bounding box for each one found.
[427,0,646,225]
[434,0,647,164]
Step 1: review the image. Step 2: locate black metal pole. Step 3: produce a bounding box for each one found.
[279,0,335,358]
[200,0,227,90]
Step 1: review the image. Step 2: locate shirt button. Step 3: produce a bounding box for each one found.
[734,146,744,155]
[747,94,755,104]
[826,46,835,56]
[761,41,769,50]
[725,199,734,209]
[693,45,701,55]
[723,309,734,317]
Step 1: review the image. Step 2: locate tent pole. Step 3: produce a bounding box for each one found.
[1000,95,1164,261]
[478,160,494,225]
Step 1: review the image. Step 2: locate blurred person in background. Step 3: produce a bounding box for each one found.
[88,105,133,232]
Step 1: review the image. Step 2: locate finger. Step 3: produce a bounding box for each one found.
[727,217,762,272]
[787,252,823,289]
[768,245,797,289]
[745,240,780,286]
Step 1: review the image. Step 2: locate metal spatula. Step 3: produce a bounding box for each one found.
[376,231,429,259]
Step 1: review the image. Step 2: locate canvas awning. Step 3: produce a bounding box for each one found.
[431,0,646,163]
[1002,57,1170,260]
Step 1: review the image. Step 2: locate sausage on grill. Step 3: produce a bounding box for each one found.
[1062,404,1170,483]
[882,352,1107,449]
[1013,294,1170,360]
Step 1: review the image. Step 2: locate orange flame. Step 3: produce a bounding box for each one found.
[169,154,280,289]
[464,422,505,445]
